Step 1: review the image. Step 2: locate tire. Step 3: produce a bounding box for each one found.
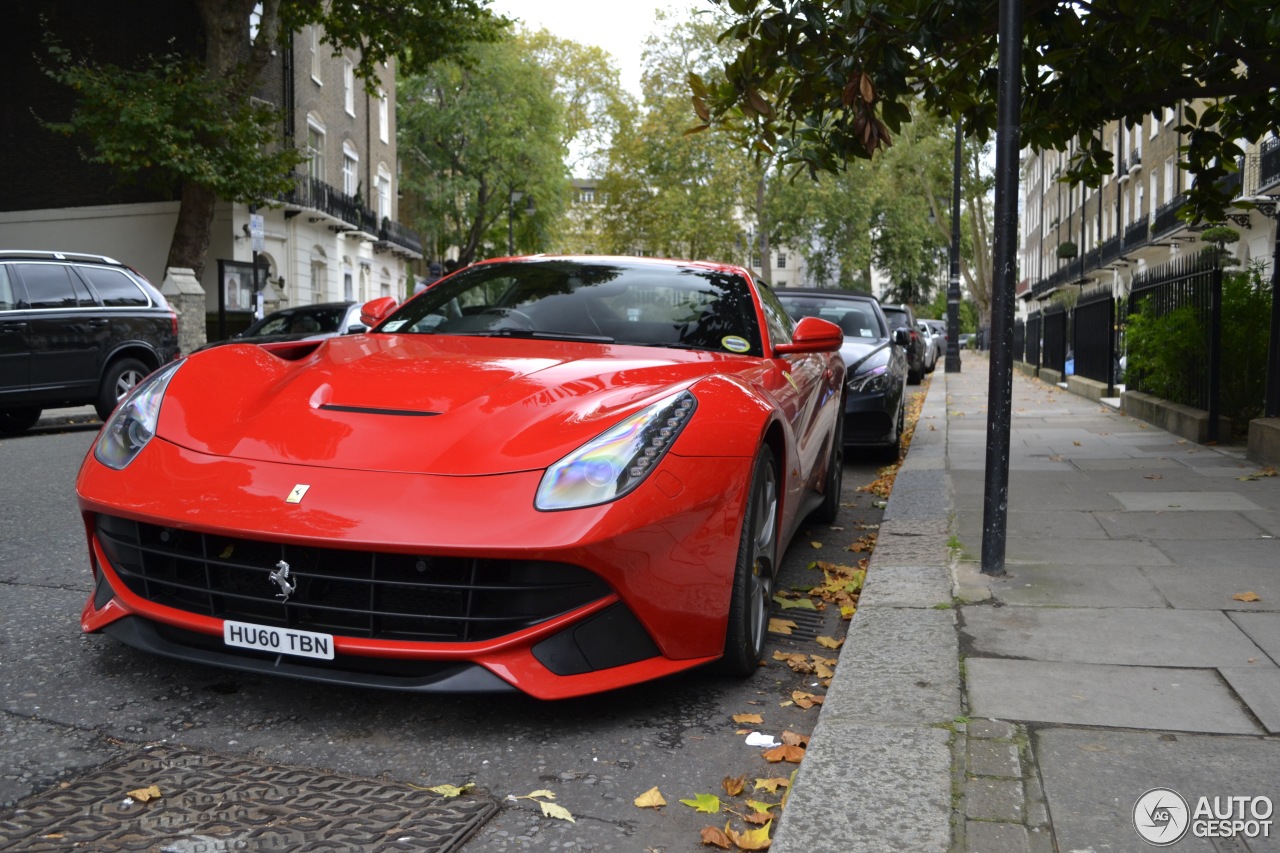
[878,392,905,463]
[0,407,42,435]
[95,358,149,421]
[717,447,780,676]
[810,412,844,524]
[907,362,922,385]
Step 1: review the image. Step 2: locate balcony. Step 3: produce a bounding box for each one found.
[280,173,377,235]
[1151,194,1188,239]
[1122,218,1150,250]
[377,218,424,260]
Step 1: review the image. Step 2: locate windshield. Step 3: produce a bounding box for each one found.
[775,295,886,340]
[379,259,764,356]
[243,305,349,337]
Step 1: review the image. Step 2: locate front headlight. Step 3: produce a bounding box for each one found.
[849,364,891,394]
[93,360,183,470]
[535,390,697,511]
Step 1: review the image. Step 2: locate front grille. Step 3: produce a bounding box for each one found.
[95,515,610,643]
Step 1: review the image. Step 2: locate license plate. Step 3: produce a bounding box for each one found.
[223,620,334,660]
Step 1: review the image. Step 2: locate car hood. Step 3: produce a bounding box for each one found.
[840,338,893,374]
[158,334,745,475]
[197,331,337,351]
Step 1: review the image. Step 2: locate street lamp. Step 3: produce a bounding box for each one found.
[946,118,963,373]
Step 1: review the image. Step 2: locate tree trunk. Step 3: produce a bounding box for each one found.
[166,180,219,281]
[756,171,772,284]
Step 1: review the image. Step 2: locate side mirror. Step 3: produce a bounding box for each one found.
[360,296,398,328]
[893,328,910,347]
[774,316,843,355]
[345,324,368,334]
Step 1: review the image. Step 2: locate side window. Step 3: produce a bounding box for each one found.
[755,283,795,348]
[0,266,15,311]
[76,266,149,307]
[14,263,81,309]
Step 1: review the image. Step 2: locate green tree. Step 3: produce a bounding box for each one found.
[398,35,568,264]
[766,163,876,289]
[700,0,1280,223]
[43,0,502,281]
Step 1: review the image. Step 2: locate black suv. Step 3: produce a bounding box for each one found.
[0,251,180,434]
[880,303,925,384]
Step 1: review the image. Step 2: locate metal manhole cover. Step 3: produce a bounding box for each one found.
[0,745,499,852]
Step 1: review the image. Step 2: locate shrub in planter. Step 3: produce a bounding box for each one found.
[1056,241,1078,259]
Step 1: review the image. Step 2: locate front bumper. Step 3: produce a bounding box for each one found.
[77,437,751,699]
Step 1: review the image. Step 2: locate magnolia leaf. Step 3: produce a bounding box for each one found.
[634,787,667,809]
[126,785,161,803]
[727,820,773,850]
[767,618,796,635]
[700,825,733,849]
[753,777,790,793]
[723,774,747,797]
[1233,591,1262,602]
[815,636,843,650]
[762,744,805,763]
[732,713,764,725]
[539,800,575,823]
[681,793,722,814]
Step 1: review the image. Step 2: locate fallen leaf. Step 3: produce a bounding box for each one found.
[1049,455,1064,462]
[1233,591,1261,602]
[539,801,575,823]
[634,787,667,809]
[754,778,790,793]
[1238,466,1278,481]
[700,825,732,849]
[745,810,772,825]
[1073,440,1082,446]
[723,774,746,797]
[126,785,161,803]
[791,690,825,709]
[732,713,764,725]
[780,730,810,747]
[681,793,722,814]
[815,636,843,650]
[727,820,773,850]
[809,541,823,549]
[521,789,556,800]
[1144,473,1163,480]
[767,618,796,635]
[762,744,805,763]
[745,799,778,815]
[414,782,474,798]
[772,596,817,611]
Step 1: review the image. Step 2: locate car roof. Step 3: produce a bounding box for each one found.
[0,249,124,265]
[772,286,879,302]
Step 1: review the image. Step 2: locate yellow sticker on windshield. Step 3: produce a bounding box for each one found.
[721,335,750,353]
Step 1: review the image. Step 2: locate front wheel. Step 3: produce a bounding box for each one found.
[95,358,149,421]
[718,447,780,675]
[0,407,42,435]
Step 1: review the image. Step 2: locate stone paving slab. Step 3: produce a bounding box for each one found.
[1229,612,1280,658]
[1094,510,1270,540]
[1071,457,1194,471]
[1144,566,1280,612]
[1243,510,1280,535]
[961,607,1270,667]
[1003,537,1172,567]
[1036,728,1280,852]
[985,564,1168,609]
[966,659,1262,733]
[1218,667,1280,733]
[1157,537,1280,569]
[1110,491,1265,511]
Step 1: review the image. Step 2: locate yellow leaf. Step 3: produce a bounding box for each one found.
[753,777,790,793]
[732,713,764,725]
[523,789,556,800]
[815,636,843,650]
[727,819,773,850]
[745,799,777,814]
[418,782,473,798]
[1233,591,1262,602]
[701,825,733,848]
[539,801,575,822]
[774,596,816,610]
[767,618,796,635]
[126,785,161,803]
[681,793,722,814]
[723,774,746,797]
[810,541,823,549]
[634,787,667,809]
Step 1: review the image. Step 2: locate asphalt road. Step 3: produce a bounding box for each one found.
[0,416,899,852]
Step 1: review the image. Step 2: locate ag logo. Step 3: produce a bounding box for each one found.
[1134,787,1190,846]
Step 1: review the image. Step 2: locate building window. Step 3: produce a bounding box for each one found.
[343,268,354,301]
[578,189,595,204]
[378,90,389,143]
[1164,157,1177,204]
[377,165,392,221]
[310,26,321,83]
[249,2,263,44]
[777,253,787,269]
[306,119,325,182]
[344,60,355,116]
[342,142,359,197]
[1165,106,1176,125]
[310,261,327,304]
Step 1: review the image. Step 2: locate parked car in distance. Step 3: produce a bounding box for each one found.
[880,303,925,384]
[0,250,180,434]
[920,318,948,370]
[775,288,909,460]
[917,320,939,373]
[958,332,974,349]
[77,255,848,700]
[203,301,364,350]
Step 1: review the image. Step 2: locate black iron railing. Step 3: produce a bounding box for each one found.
[378,219,423,257]
[1073,287,1116,393]
[1127,253,1217,413]
[1013,319,1025,362]
[1151,195,1187,238]
[1042,305,1068,373]
[1025,310,1042,368]
[1122,218,1150,250]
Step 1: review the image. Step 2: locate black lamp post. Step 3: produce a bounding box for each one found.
[946,118,963,373]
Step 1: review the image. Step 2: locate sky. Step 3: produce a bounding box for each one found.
[489,0,676,96]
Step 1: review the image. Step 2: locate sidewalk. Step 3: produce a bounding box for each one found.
[776,354,1280,852]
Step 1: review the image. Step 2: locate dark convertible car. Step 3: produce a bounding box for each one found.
[775,288,909,460]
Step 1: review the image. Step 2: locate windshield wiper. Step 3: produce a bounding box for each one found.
[454,329,615,344]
